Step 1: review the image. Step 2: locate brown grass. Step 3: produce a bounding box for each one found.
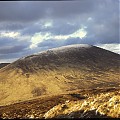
[44,88,120,118]
[0,66,119,106]
[0,87,119,119]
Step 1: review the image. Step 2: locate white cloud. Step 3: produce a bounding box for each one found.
[0,31,31,43]
[30,32,51,49]
[30,28,87,49]
[54,28,87,40]
[43,21,53,28]
[96,44,120,54]
[36,19,53,29]
[87,17,93,21]
[0,31,20,38]
[71,28,87,39]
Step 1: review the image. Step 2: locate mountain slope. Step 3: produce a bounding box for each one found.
[0,63,10,69]
[0,44,119,105]
[0,87,119,119]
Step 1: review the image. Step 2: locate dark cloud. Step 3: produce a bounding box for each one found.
[0,22,27,31]
[0,38,15,47]
[38,39,64,49]
[0,1,95,22]
[50,21,80,35]
[21,20,80,36]
[0,45,28,54]
[21,23,43,35]
[38,39,58,48]
[0,53,18,60]
[84,0,119,44]
[0,2,45,22]
[0,0,119,63]
[0,37,31,47]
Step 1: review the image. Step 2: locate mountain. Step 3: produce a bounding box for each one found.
[0,63,10,69]
[0,44,119,106]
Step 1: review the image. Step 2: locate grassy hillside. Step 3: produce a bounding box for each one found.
[0,87,119,119]
[44,88,120,118]
[0,44,119,105]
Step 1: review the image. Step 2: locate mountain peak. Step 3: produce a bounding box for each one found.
[36,44,92,55]
[0,44,119,106]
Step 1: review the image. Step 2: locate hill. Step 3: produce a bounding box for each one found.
[0,87,119,119]
[0,63,10,69]
[0,44,119,106]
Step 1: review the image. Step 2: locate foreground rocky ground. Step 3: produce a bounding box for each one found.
[44,88,120,118]
[0,87,119,119]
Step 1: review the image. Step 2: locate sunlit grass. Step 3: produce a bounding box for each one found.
[44,90,120,118]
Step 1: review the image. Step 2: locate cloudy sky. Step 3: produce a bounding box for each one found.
[0,0,119,63]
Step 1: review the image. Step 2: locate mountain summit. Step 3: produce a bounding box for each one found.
[0,44,119,105]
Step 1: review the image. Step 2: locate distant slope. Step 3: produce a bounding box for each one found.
[0,63,10,69]
[0,44,120,105]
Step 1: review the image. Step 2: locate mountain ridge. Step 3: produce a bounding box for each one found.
[0,63,10,69]
[0,44,119,106]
